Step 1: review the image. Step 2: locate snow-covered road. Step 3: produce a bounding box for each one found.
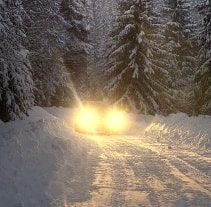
[69,135,211,207]
[0,107,210,207]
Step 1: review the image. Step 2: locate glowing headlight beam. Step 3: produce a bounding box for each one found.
[106,110,127,131]
[67,82,82,108]
[76,108,98,131]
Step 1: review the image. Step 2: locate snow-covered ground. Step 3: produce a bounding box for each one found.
[0,107,94,207]
[0,107,210,206]
[144,113,211,151]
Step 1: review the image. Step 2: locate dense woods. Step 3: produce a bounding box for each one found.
[103,0,210,115]
[0,0,210,121]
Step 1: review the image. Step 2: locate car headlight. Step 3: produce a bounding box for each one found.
[76,108,97,130]
[106,110,127,131]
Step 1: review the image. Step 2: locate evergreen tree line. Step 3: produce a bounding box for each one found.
[103,0,210,115]
[0,0,210,122]
[0,0,89,121]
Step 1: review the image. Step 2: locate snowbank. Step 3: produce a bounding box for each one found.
[144,113,211,151]
[0,107,90,207]
[0,107,210,206]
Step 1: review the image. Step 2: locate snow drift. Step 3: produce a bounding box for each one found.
[0,107,91,207]
[0,107,210,207]
[144,113,211,151]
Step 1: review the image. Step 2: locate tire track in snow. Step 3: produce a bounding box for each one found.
[116,136,211,206]
[68,135,211,207]
[164,155,211,193]
[135,139,211,196]
[95,136,164,207]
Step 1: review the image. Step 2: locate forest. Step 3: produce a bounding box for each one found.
[0,0,210,121]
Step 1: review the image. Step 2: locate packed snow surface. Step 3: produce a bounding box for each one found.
[0,107,91,206]
[144,113,211,150]
[0,107,210,206]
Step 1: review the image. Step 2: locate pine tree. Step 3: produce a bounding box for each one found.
[0,0,34,121]
[163,0,197,114]
[194,0,211,114]
[103,0,175,114]
[22,0,72,106]
[60,0,90,100]
[84,0,117,100]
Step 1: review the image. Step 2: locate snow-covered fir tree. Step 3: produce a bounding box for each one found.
[194,0,211,114]
[79,0,117,100]
[0,0,34,121]
[103,0,175,114]
[21,0,74,106]
[87,0,116,62]
[0,0,210,120]
[162,0,197,114]
[60,0,90,101]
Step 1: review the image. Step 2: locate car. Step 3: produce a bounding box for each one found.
[74,101,128,134]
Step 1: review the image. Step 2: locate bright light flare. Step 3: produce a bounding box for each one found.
[106,110,128,132]
[76,107,98,131]
[75,104,130,134]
